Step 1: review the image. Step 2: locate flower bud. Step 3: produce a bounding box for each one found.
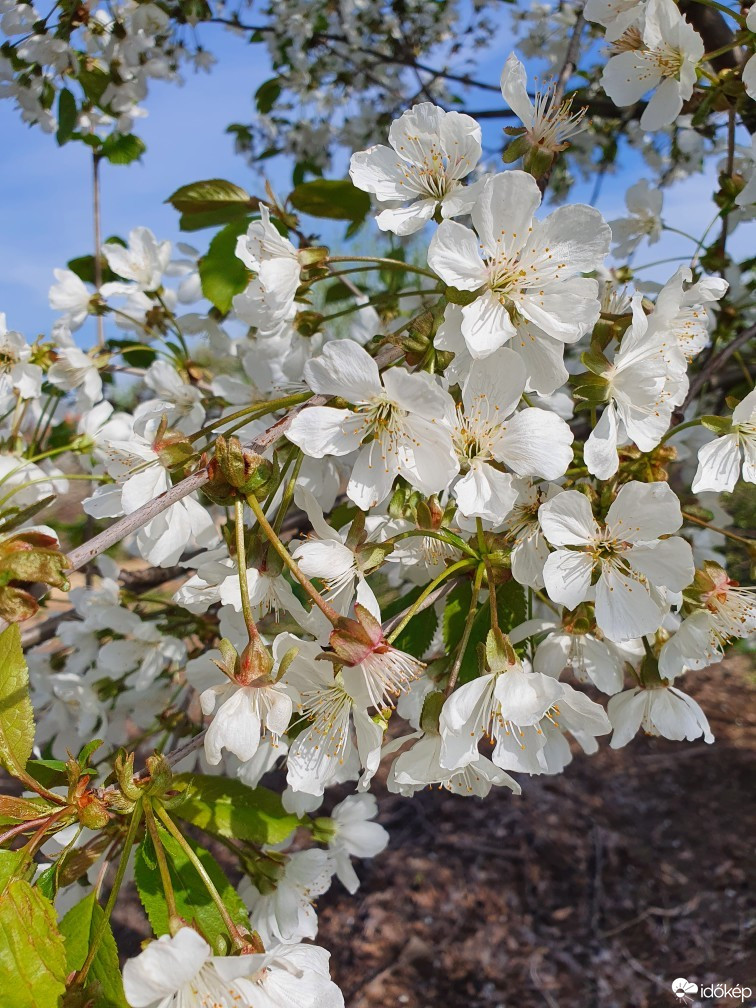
[237,636,274,685]
[215,435,277,499]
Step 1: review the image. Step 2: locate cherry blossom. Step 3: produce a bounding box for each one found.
[539,482,694,642]
[350,102,483,235]
[286,339,458,509]
[428,171,610,360]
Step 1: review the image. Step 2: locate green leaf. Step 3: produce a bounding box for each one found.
[0,879,67,1008]
[67,252,121,287]
[199,218,252,313]
[106,338,157,369]
[0,624,34,776]
[167,179,258,232]
[177,207,251,232]
[171,179,259,231]
[60,892,128,1008]
[78,64,109,107]
[76,738,103,769]
[391,586,439,657]
[34,865,56,902]
[172,774,301,845]
[134,826,247,946]
[100,133,146,166]
[0,850,32,892]
[255,78,282,114]
[0,496,56,537]
[443,580,472,651]
[55,88,77,146]
[289,179,370,222]
[25,758,67,790]
[0,794,58,825]
[168,178,252,214]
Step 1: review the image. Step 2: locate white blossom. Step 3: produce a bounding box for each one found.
[692,388,756,493]
[350,102,483,235]
[428,171,610,362]
[601,0,704,131]
[539,482,694,641]
[608,684,714,747]
[286,339,458,509]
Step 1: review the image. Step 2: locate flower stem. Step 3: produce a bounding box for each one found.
[143,800,179,926]
[326,255,438,280]
[318,289,436,324]
[246,491,340,624]
[383,527,477,559]
[78,800,143,983]
[234,498,259,640]
[387,558,475,643]
[689,0,744,25]
[445,562,485,697]
[188,392,312,444]
[660,417,702,443]
[272,449,303,535]
[154,804,246,949]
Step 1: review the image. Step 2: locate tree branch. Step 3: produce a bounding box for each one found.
[676,324,756,418]
[65,345,401,574]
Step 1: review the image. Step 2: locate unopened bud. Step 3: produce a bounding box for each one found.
[237,636,274,685]
[297,247,329,267]
[77,793,110,830]
[215,435,277,499]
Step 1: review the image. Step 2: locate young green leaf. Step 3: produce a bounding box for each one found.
[133,826,247,946]
[0,624,35,776]
[199,218,253,313]
[60,892,128,1008]
[100,133,146,166]
[289,179,370,222]
[55,88,77,146]
[171,774,301,845]
[0,879,67,1008]
[0,849,32,891]
[255,78,282,114]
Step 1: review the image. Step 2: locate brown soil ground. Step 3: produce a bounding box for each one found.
[313,655,755,1008]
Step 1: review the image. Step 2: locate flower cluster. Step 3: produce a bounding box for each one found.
[0,10,753,1006]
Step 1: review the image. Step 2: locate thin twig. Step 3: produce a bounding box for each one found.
[677,323,756,416]
[65,344,401,574]
[92,152,105,349]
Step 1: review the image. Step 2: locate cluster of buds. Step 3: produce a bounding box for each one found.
[204,435,277,505]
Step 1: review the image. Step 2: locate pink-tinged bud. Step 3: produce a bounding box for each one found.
[329,604,424,709]
[237,636,274,686]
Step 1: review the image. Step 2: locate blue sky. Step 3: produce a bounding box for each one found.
[0,21,752,338]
